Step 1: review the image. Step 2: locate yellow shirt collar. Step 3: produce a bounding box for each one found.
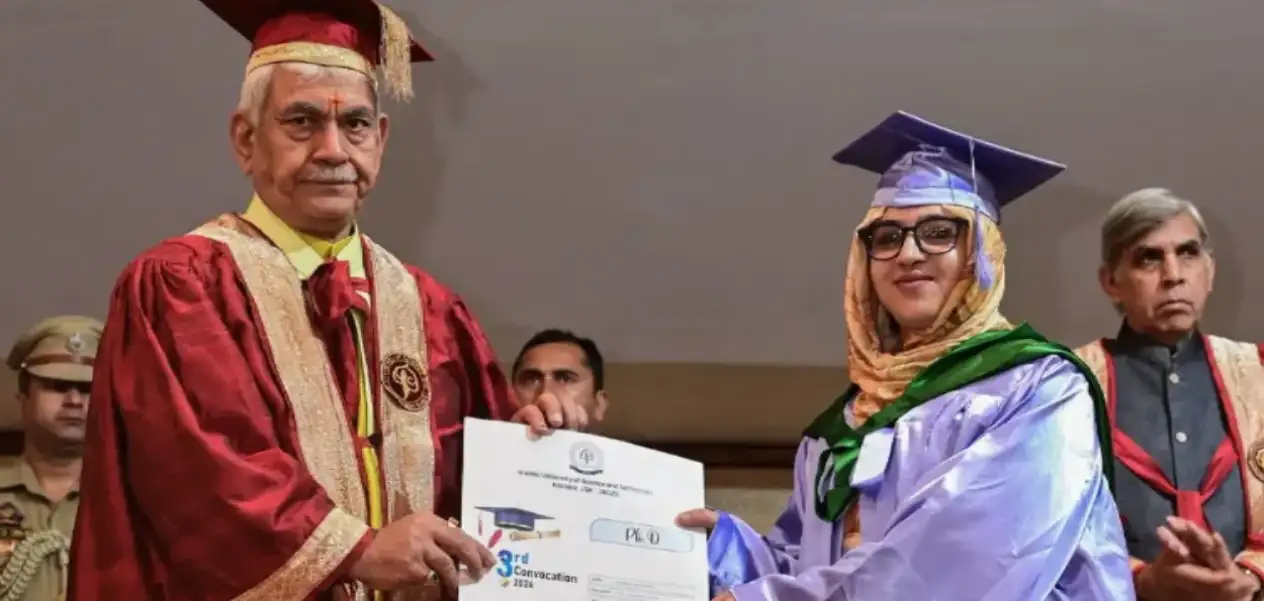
[241,196,366,280]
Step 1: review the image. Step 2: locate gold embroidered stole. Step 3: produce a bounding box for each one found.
[1076,336,1264,570]
[192,216,438,600]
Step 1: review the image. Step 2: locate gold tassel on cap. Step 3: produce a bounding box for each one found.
[376,3,414,102]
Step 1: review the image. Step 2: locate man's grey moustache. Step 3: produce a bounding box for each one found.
[303,178,357,184]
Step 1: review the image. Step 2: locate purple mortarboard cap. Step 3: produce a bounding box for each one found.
[832,111,1066,288]
[475,506,553,531]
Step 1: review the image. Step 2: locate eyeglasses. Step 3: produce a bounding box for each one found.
[858,217,967,261]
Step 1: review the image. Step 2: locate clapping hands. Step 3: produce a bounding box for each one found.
[1137,516,1260,601]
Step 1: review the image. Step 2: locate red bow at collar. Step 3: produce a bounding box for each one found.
[306,260,369,332]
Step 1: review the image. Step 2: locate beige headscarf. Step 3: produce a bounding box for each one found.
[844,204,1013,424]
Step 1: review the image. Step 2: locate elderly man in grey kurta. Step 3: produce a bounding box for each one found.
[1075,188,1264,601]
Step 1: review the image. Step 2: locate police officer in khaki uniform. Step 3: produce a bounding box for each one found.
[0,316,101,601]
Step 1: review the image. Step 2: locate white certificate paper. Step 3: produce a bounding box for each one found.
[460,418,709,601]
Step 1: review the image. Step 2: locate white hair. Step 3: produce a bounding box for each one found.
[1101,187,1210,269]
[236,62,380,126]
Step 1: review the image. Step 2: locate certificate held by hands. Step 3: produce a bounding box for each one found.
[459,418,708,601]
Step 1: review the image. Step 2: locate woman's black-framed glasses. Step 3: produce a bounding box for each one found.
[858,217,968,261]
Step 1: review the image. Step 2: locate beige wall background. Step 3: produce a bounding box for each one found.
[14,0,1261,545]
[2,0,1263,379]
[2,3,1261,460]
[0,369,797,530]
[0,363,799,531]
[706,468,795,533]
[0,360,844,438]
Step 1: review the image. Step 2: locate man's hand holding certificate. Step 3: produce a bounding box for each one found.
[460,418,709,600]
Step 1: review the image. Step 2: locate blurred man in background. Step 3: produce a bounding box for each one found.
[1,315,101,601]
[511,329,608,429]
[1076,188,1264,601]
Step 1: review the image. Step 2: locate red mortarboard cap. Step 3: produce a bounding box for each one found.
[197,0,432,101]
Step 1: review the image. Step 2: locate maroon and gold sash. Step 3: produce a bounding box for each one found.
[194,215,438,600]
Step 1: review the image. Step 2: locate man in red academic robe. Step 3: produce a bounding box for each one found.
[66,1,582,599]
[1075,188,1264,601]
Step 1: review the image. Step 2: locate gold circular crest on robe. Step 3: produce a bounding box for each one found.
[1249,439,1264,483]
[382,353,428,412]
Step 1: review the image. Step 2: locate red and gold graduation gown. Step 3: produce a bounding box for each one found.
[1076,328,1264,583]
[67,200,517,600]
